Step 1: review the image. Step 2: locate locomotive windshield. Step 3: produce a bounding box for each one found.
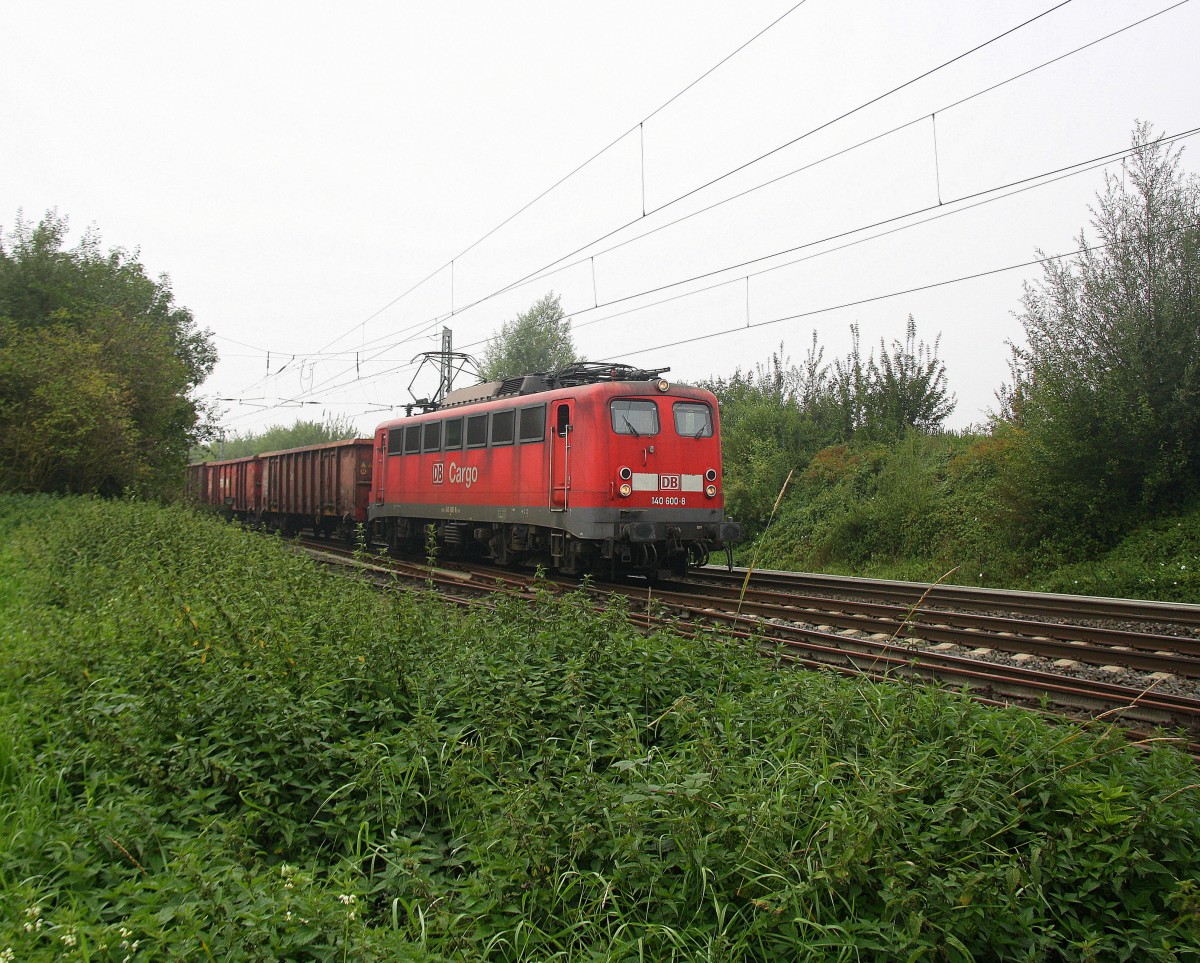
[673,402,712,438]
[610,399,659,437]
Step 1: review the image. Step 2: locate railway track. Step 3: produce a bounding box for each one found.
[663,574,1200,677]
[692,566,1200,632]
[296,540,1200,756]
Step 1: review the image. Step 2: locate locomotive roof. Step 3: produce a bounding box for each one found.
[435,362,671,411]
[378,365,715,428]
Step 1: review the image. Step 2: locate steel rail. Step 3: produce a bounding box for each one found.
[695,566,1200,629]
[652,581,1200,676]
[594,585,1200,729]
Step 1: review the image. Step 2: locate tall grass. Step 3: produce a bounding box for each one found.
[1,494,1198,960]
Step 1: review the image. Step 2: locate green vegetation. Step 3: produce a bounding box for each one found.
[1002,122,1200,549]
[741,426,1200,601]
[194,414,363,461]
[747,431,1021,585]
[479,292,580,382]
[722,126,1200,601]
[2,495,1198,959]
[705,319,954,541]
[0,212,215,496]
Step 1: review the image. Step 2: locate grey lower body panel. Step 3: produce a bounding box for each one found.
[368,500,739,545]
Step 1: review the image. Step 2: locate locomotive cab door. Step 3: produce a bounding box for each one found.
[549,400,572,511]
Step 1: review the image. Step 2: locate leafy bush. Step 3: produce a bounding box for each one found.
[1035,501,1200,602]
[1,495,1198,959]
[749,432,1026,584]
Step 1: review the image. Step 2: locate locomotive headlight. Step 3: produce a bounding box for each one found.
[619,483,633,498]
[705,484,717,498]
[619,466,632,480]
[705,468,717,482]
[656,379,669,392]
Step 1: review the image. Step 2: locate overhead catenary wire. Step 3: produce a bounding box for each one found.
[448,130,1199,355]
[218,125,1199,426]
[287,0,1149,385]
[610,245,1108,363]
[222,0,1113,416]
[569,148,1147,335]
[359,128,1200,368]
[306,0,814,360]
[215,2,816,410]
[213,2,1193,429]
[279,0,1079,395]
[403,0,1183,330]
[220,247,1097,426]
[221,126,1200,424]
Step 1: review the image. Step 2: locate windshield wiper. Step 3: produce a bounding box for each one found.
[621,415,641,438]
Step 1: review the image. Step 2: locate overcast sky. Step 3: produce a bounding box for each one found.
[3,0,1197,437]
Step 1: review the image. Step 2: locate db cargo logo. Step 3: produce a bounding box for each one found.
[659,474,681,491]
[448,462,479,489]
[432,462,444,485]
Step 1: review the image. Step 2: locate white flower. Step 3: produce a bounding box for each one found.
[60,930,78,947]
[337,893,357,905]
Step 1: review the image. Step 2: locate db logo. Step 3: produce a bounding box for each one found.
[432,462,444,485]
[659,474,681,491]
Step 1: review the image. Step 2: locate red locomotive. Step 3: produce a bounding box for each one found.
[370,364,739,576]
[189,364,740,577]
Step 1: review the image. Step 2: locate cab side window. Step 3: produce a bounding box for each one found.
[444,417,463,450]
[519,405,546,443]
[491,409,515,446]
[466,414,488,449]
[422,421,442,452]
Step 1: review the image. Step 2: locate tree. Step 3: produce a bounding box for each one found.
[864,316,955,436]
[478,292,579,381]
[831,317,955,439]
[701,337,842,534]
[1003,122,1200,544]
[0,212,216,494]
[703,323,952,534]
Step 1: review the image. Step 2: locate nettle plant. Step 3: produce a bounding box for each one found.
[0,494,1198,961]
